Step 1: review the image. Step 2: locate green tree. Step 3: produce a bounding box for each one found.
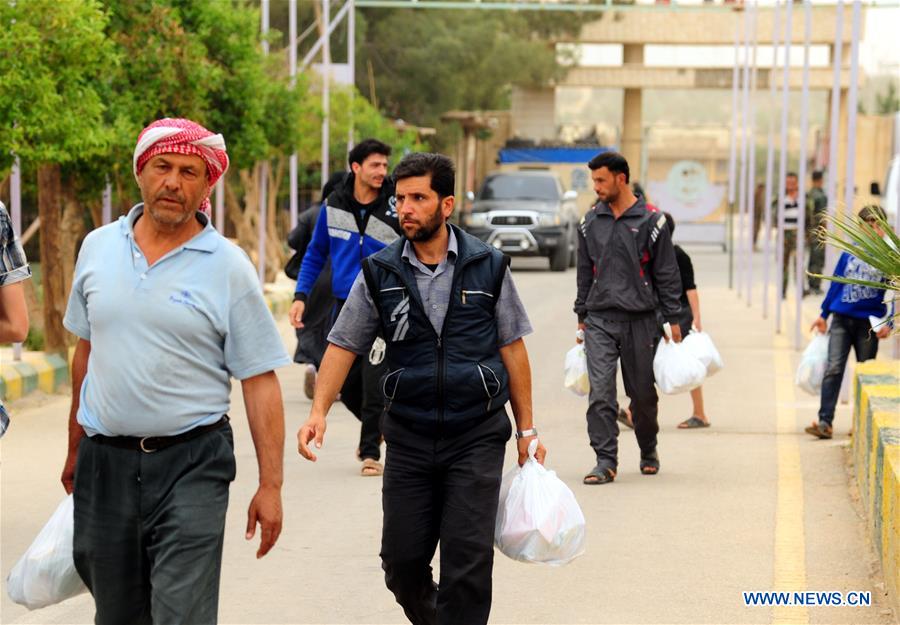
[356,4,591,146]
[0,0,114,354]
[875,81,900,115]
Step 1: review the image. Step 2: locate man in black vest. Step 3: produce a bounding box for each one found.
[297,152,546,625]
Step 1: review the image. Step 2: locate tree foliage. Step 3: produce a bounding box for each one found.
[0,0,113,171]
[355,4,588,137]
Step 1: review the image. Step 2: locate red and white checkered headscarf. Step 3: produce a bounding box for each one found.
[133,118,229,216]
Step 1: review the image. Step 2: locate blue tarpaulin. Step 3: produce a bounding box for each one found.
[498,146,611,164]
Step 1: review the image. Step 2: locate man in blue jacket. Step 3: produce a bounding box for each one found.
[806,205,893,439]
[289,139,400,475]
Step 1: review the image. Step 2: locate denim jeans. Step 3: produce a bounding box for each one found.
[818,314,879,426]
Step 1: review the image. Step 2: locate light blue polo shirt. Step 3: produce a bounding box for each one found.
[64,205,291,437]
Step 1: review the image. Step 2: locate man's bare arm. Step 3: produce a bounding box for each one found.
[0,282,28,343]
[241,370,285,558]
[686,289,701,332]
[499,338,546,466]
[61,338,90,493]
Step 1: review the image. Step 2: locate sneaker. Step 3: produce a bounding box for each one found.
[804,421,833,439]
[303,364,317,400]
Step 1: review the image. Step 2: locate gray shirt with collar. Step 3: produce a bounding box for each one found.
[328,227,532,355]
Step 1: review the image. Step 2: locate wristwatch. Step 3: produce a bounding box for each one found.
[515,427,538,439]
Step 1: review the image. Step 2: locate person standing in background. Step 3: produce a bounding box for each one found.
[0,200,32,437]
[286,172,346,399]
[806,170,828,295]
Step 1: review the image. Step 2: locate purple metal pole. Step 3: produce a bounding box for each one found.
[745,1,759,308]
[737,6,751,299]
[289,0,299,230]
[775,0,793,334]
[10,156,22,360]
[842,0,861,221]
[762,1,782,320]
[215,178,225,234]
[727,11,740,291]
[824,0,844,276]
[258,0,270,283]
[795,0,812,350]
[102,180,112,225]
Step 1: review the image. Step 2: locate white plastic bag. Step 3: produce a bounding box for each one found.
[682,330,724,376]
[495,440,586,566]
[563,344,590,396]
[795,332,829,396]
[653,330,707,395]
[7,495,88,609]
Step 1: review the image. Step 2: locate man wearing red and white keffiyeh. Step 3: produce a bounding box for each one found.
[60,117,288,625]
[133,118,229,216]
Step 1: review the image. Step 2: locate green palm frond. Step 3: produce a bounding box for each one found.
[810,211,898,335]
[812,213,899,296]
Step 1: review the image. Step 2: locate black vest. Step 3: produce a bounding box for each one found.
[362,225,510,430]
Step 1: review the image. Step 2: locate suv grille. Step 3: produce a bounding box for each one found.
[490,215,534,226]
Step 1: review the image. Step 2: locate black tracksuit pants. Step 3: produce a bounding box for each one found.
[584,312,662,471]
[379,409,511,625]
[331,298,385,460]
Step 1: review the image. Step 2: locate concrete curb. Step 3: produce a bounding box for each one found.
[0,353,69,402]
[853,360,900,616]
[0,286,294,403]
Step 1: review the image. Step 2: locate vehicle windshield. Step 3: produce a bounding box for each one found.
[476,175,560,205]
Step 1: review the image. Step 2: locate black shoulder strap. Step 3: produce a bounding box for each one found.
[492,253,511,302]
[361,257,380,309]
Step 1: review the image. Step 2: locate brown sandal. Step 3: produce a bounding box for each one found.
[360,458,384,476]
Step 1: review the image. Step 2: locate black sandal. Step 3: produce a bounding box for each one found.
[640,450,660,475]
[583,465,616,485]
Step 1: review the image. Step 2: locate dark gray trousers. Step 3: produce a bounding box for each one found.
[73,424,236,625]
[584,313,661,471]
[379,410,510,625]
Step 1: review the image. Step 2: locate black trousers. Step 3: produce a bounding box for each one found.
[332,298,386,460]
[73,424,235,625]
[584,312,661,471]
[340,355,388,460]
[380,410,511,625]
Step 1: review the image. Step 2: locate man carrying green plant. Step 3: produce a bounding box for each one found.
[806,205,895,439]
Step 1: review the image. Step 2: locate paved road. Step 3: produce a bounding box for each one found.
[1,248,896,624]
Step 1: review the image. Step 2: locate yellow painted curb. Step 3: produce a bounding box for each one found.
[853,361,900,617]
[883,447,900,614]
[22,355,54,394]
[0,363,23,401]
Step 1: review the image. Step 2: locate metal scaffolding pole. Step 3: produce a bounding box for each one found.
[348,0,356,153]
[258,0,270,284]
[824,0,844,276]
[215,178,225,234]
[775,0,793,334]
[761,0,782,320]
[727,11,741,291]
[843,0,862,220]
[102,180,112,225]
[737,6,751,299]
[321,0,331,186]
[745,1,759,308]
[10,156,22,360]
[795,0,812,350]
[289,0,299,230]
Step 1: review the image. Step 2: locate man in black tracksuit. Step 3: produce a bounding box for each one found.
[575,152,683,485]
[290,140,401,475]
[298,152,546,625]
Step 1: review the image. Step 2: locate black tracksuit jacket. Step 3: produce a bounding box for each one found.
[574,196,683,324]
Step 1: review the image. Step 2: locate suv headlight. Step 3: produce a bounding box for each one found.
[538,213,561,227]
[464,213,489,228]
